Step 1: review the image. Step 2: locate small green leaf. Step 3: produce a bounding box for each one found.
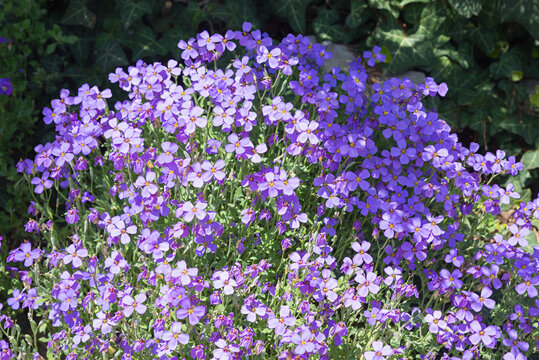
[522,150,539,169]
[511,70,523,82]
[118,0,152,29]
[61,0,96,28]
[531,86,539,107]
[273,0,312,34]
[45,43,56,55]
[447,0,482,18]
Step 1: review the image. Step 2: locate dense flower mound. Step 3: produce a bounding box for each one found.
[3,22,539,359]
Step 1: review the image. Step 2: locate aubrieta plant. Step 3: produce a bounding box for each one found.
[3,22,539,360]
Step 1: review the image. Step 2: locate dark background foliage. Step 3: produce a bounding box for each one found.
[0,0,538,246]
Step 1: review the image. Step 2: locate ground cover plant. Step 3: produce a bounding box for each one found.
[2,0,538,245]
[2,22,539,360]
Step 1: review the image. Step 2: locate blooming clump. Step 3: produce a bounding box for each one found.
[2,22,538,360]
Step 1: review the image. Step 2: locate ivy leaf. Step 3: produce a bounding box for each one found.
[373,21,434,73]
[478,0,502,28]
[313,8,353,43]
[345,0,368,29]
[61,0,96,28]
[400,0,429,5]
[368,0,400,19]
[501,0,539,39]
[522,150,539,170]
[95,40,129,71]
[489,50,523,79]
[273,0,312,34]
[130,26,168,61]
[211,0,260,30]
[68,38,90,64]
[417,1,447,33]
[498,114,538,145]
[431,56,478,104]
[177,2,210,32]
[160,26,191,59]
[447,0,482,18]
[118,0,152,29]
[470,25,494,54]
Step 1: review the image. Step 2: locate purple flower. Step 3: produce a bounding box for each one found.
[364,341,392,360]
[351,241,373,265]
[355,271,380,297]
[63,244,88,268]
[424,310,447,333]
[213,339,240,360]
[12,242,41,267]
[93,311,116,335]
[31,172,53,194]
[162,322,189,350]
[7,289,24,310]
[469,287,496,311]
[268,306,296,335]
[440,268,463,289]
[291,328,315,355]
[122,292,147,317]
[515,276,539,298]
[469,320,499,347]
[0,78,13,96]
[182,200,207,222]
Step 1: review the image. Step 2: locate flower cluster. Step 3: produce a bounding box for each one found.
[3,23,539,360]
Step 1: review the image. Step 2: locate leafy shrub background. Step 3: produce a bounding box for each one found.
[0,0,538,243]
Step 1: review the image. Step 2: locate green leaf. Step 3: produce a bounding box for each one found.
[478,0,502,28]
[95,40,129,71]
[498,114,538,145]
[210,0,260,30]
[431,56,479,104]
[489,50,522,79]
[118,0,152,29]
[417,1,447,33]
[400,0,429,5]
[433,42,472,69]
[531,86,539,108]
[500,0,539,39]
[470,25,494,53]
[368,0,400,19]
[511,70,523,82]
[313,8,353,43]
[45,43,56,55]
[273,0,312,34]
[373,21,434,73]
[447,0,482,18]
[61,0,96,28]
[345,0,368,29]
[522,150,539,169]
[130,26,168,60]
[176,2,210,32]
